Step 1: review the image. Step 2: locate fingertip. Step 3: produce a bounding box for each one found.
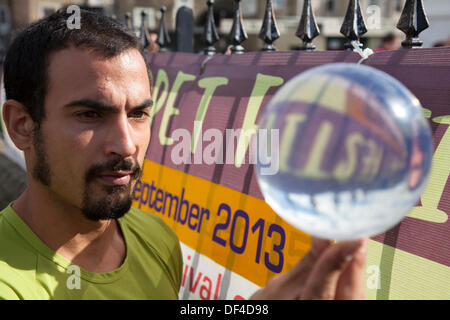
[360,238,369,252]
[302,238,369,300]
[340,239,365,259]
[335,245,368,300]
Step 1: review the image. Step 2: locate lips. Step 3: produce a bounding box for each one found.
[97,171,132,186]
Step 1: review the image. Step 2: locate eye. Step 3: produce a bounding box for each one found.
[129,110,150,119]
[76,110,101,119]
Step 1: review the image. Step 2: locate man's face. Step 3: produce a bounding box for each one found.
[33,47,152,221]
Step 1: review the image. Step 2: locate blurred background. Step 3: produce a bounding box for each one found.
[0,0,449,58]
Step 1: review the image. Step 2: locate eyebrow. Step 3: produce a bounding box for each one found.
[64,99,153,112]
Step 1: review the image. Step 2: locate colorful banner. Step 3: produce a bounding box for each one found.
[132,47,450,299]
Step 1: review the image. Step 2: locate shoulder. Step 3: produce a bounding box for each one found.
[121,207,180,246]
[0,205,28,258]
[0,207,43,299]
[120,207,181,260]
[122,207,181,259]
[0,205,37,262]
[120,207,183,285]
[0,205,10,226]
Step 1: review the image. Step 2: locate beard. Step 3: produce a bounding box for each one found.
[32,126,142,221]
[82,157,142,221]
[32,125,52,187]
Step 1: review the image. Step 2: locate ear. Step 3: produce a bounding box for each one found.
[2,100,35,151]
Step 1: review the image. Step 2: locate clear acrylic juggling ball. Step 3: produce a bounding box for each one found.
[256,63,433,240]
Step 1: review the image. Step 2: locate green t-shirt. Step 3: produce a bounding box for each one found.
[0,204,183,300]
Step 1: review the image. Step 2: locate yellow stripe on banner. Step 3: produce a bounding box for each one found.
[132,160,312,287]
[132,161,450,298]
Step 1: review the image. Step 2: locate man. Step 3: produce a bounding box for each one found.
[374,32,402,52]
[0,9,367,300]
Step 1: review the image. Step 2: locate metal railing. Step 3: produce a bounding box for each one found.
[123,0,431,54]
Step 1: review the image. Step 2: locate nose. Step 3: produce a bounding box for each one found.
[104,114,137,158]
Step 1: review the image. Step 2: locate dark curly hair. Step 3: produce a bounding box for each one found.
[3,7,150,125]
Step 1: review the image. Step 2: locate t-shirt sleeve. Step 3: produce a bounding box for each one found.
[126,208,184,294]
[153,216,184,291]
[171,234,183,290]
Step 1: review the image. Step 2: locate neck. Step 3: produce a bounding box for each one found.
[12,182,126,273]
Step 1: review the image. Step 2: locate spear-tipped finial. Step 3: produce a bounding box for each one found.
[157,6,171,52]
[204,0,219,56]
[340,0,368,51]
[229,0,248,54]
[397,0,430,49]
[139,11,151,50]
[259,0,280,52]
[296,0,320,51]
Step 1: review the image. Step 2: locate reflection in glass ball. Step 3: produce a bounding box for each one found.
[256,63,433,240]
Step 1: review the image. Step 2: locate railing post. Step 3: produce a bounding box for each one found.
[340,0,367,51]
[397,0,430,49]
[139,11,151,50]
[259,0,280,52]
[229,0,248,54]
[157,6,171,52]
[176,6,194,53]
[296,0,320,51]
[203,0,219,56]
